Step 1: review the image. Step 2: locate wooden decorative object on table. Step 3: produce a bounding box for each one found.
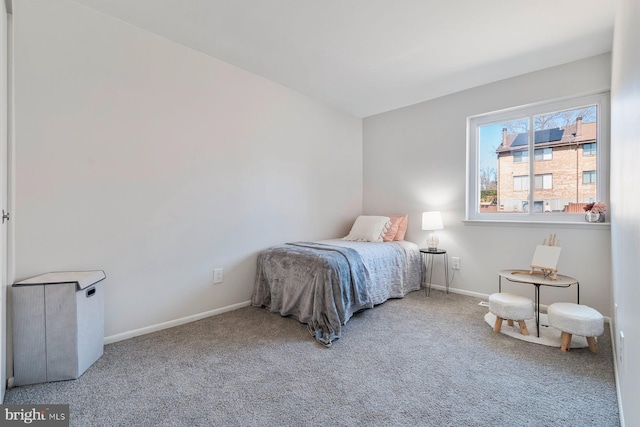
[529,233,562,280]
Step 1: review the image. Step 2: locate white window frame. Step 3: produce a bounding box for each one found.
[466,91,609,223]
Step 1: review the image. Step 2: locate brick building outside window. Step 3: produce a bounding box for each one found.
[495,117,596,213]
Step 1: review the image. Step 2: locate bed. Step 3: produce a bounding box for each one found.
[251,238,422,346]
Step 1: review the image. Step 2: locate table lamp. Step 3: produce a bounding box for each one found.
[422,211,443,251]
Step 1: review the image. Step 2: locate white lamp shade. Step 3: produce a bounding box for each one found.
[422,211,444,231]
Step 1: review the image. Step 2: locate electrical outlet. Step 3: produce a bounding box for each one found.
[451,257,461,270]
[213,268,223,284]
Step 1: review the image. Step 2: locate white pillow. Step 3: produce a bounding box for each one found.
[343,216,391,242]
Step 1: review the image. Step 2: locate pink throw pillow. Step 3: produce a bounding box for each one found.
[393,215,408,241]
[382,215,403,242]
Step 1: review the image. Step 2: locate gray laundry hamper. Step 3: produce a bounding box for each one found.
[12,270,106,386]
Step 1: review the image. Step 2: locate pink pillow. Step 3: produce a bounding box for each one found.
[393,215,408,241]
[383,215,405,242]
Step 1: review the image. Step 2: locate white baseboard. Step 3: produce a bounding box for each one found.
[610,323,625,427]
[103,300,252,345]
[428,283,489,300]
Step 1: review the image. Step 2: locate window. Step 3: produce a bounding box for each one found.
[583,143,596,156]
[535,174,553,190]
[467,92,609,222]
[513,175,529,191]
[513,150,529,163]
[583,170,596,184]
[534,148,552,161]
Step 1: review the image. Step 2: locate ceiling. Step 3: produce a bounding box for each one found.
[70,0,616,118]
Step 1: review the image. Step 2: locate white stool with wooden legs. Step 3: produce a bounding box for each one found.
[489,293,534,336]
[547,302,604,353]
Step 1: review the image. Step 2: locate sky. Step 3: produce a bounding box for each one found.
[478,119,527,174]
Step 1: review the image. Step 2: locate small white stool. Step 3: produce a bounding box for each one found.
[489,293,534,336]
[547,302,604,353]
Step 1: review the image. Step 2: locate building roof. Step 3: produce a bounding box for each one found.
[497,122,596,153]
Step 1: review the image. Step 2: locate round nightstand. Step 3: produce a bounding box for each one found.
[420,248,449,296]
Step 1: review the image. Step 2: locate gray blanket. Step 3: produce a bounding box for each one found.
[252,241,373,346]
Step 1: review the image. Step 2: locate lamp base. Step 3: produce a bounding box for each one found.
[426,233,439,251]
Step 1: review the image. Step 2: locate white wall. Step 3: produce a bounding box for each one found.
[0,0,8,404]
[610,0,640,424]
[12,0,362,339]
[363,54,612,316]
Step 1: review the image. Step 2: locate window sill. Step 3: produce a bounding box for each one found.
[463,219,610,230]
